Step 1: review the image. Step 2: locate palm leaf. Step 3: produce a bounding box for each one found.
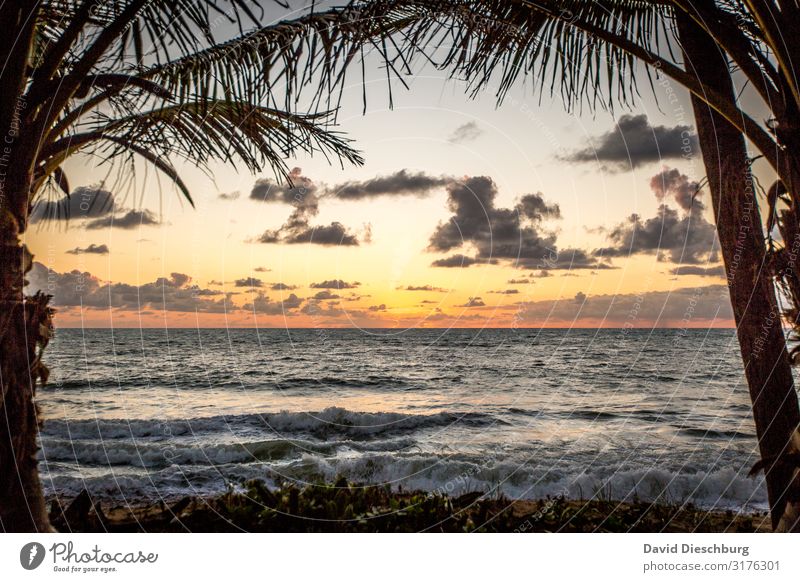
[37,100,362,206]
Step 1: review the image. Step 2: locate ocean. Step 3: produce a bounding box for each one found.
[37,328,767,511]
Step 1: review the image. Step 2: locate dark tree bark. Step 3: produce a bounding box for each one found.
[0,2,53,533]
[0,216,53,532]
[677,9,800,531]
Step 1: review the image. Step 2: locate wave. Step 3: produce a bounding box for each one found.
[40,451,768,511]
[40,407,503,440]
[38,435,419,468]
[677,427,755,440]
[41,374,419,392]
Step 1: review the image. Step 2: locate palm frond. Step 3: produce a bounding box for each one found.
[102,101,363,174]
[38,100,363,200]
[141,4,415,113]
[344,0,672,111]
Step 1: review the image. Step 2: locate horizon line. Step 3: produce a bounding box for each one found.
[52,326,738,330]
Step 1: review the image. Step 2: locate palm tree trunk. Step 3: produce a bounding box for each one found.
[0,3,53,532]
[677,9,800,532]
[0,197,53,532]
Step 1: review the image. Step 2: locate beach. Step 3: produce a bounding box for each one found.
[46,481,771,533]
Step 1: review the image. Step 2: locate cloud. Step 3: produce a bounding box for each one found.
[368,304,388,311]
[593,168,719,264]
[460,297,486,307]
[243,292,303,315]
[431,254,498,268]
[448,121,484,144]
[250,167,320,206]
[218,191,240,200]
[66,244,109,255]
[402,285,447,292]
[650,167,703,212]
[30,186,115,223]
[329,170,450,200]
[671,265,725,277]
[310,279,360,289]
[342,293,367,302]
[313,290,340,300]
[513,284,732,326]
[257,221,360,246]
[250,168,455,245]
[235,277,263,288]
[86,209,160,230]
[254,266,271,272]
[251,167,361,246]
[507,278,530,284]
[428,177,603,270]
[574,291,587,304]
[428,178,559,256]
[490,289,520,294]
[559,114,698,170]
[271,282,298,290]
[25,263,232,313]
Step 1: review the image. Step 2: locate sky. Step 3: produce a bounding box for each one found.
[24,1,741,329]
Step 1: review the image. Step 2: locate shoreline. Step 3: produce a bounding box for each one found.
[47,480,772,533]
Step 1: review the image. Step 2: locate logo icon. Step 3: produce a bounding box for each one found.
[20,542,46,570]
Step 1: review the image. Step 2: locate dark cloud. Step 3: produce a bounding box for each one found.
[559,114,698,170]
[671,265,725,277]
[460,297,486,307]
[342,293,367,302]
[301,300,347,317]
[271,283,298,290]
[218,191,240,201]
[650,167,702,212]
[594,206,718,264]
[507,278,530,284]
[86,209,160,230]
[30,186,115,223]
[574,291,588,304]
[249,168,455,245]
[243,292,303,315]
[329,170,450,200]
[431,254,498,268]
[254,266,271,272]
[250,167,320,207]
[313,290,340,300]
[513,285,732,326]
[428,177,597,270]
[235,277,263,288]
[310,279,360,289]
[403,285,447,292]
[258,221,360,246]
[593,168,719,265]
[251,168,361,246]
[490,289,520,294]
[448,121,483,144]
[66,244,109,255]
[368,304,388,312]
[25,263,232,313]
[540,248,614,271]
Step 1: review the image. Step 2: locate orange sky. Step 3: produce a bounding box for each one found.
[25,50,745,329]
